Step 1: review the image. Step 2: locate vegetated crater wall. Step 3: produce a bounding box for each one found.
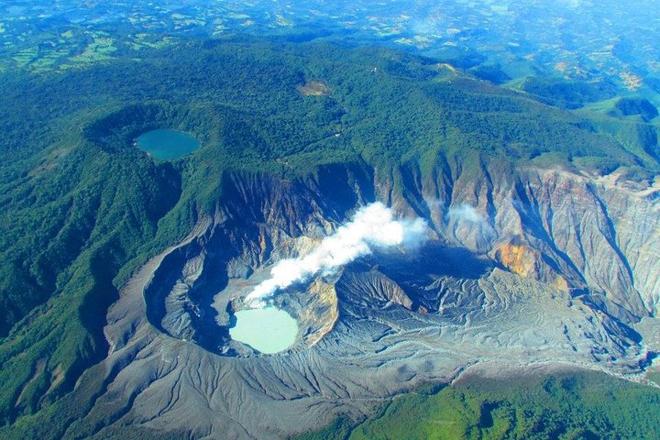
[83,102,220,155]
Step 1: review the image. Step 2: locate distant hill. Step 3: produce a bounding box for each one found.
[520,77,618,109]
[609,97,659,122]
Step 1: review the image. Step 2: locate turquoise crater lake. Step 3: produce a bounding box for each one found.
[136,129,200,160]
[229,307,299,354]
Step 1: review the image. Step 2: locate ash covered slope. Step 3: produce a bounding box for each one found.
[33,160,659,440]
[0,39,658,439]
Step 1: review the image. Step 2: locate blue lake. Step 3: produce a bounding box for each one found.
[136,129,200,160]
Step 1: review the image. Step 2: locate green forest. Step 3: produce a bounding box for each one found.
[303,370,660,440]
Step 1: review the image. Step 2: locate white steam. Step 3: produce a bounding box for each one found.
[245,202,428,307]
[447,203,484,224]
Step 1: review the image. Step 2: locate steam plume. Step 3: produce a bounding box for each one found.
[447,203,484,224]
[246,202,428,306]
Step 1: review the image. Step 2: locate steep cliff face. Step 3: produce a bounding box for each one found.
[28,158,656,439]
[406,159,658,320]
